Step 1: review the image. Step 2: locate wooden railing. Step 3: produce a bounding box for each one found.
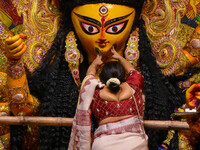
[0,116,190,130]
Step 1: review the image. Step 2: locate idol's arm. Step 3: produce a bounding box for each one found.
[4,34,39,116]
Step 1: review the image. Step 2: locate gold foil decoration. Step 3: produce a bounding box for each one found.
[12,0,62,73]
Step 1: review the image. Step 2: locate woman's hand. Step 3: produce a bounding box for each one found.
[4,34,27,60]
[186,83,200,111]
[86,55,103,75]
[111,46,134,73]
[92,54,103,67]
[111,46,123,60]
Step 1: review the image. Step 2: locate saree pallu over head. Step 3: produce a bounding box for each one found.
[68,75,101,150]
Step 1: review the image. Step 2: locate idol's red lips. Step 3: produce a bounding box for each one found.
[95,41,109,48]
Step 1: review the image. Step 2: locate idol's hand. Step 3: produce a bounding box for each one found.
[186,83,200,111]
[4,34,27,60]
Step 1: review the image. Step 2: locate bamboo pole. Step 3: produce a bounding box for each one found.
[0,116,190,130]
[0,116,73,126]
[144,120,189,130]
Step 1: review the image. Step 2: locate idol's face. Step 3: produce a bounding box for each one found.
[71,3,135,62]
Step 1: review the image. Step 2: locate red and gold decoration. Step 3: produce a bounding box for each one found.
[142,0,200,76]
[11,0,61,73]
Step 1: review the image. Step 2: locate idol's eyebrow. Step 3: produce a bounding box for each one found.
[105,12,133,27]
[73,12,101,27]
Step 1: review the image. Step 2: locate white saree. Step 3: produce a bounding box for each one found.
[92,116,148,150]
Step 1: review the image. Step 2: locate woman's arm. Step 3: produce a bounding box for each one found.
[111,47,134,73]
[111,47,144,89]
[86,55,103,76]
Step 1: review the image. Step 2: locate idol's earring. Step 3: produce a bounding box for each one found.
[124,28,139,68]
[65,31,81,88]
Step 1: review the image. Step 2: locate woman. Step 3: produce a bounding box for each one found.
[68,48,148,150]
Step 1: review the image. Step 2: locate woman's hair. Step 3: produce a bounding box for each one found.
[99,61,125,93]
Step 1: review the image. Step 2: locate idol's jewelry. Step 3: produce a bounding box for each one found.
[65,31,81,87]
[7,58,25,79]
[8,87,28,109]
[124,28,139,67]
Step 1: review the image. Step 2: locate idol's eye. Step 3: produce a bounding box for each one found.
[106,21,128,34]
[80,22,99,35]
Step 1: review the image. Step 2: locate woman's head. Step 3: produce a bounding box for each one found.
[99,61,125,93]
